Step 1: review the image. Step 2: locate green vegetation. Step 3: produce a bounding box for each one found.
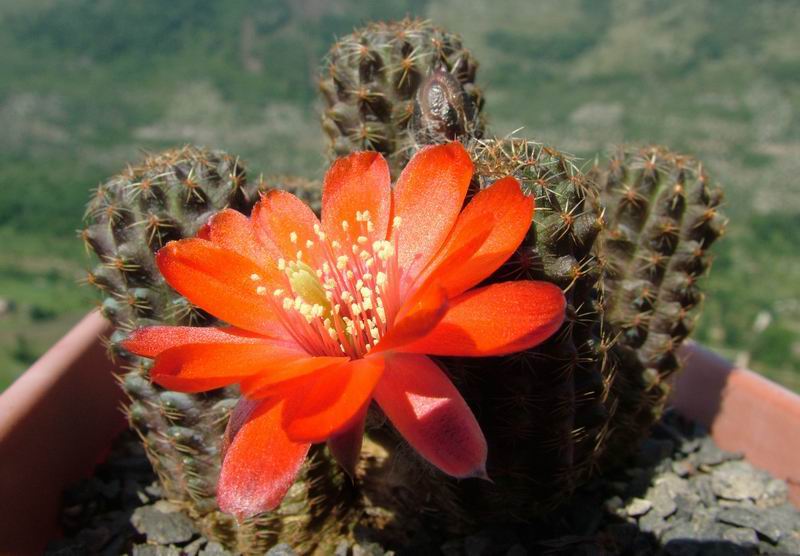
[1,0,798,391]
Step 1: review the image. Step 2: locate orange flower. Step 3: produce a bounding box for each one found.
[122,143,566,519]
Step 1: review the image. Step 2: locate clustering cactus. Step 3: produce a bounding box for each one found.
[81,147,350,553]
[319,17,484,177]
[82,18,725,553]
[590,146,726,464]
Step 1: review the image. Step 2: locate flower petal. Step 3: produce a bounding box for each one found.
[322,151,391,244]
[418,176,534,297]
[391,143,473,290]
[239,356,350,399]
[251,190,325,267]
[398,281,566,357]
[374,354,487,478]
[206,208,279,265]
[150,342,309,393]
[370,286,448,355]
[282,357,384,442]
[122,326,274,359]
[156,238,288,335]
[327,405,367,478]
[218,399,310,519]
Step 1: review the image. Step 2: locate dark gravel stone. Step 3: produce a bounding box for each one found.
[625,497,652,517]
[723,527,759,546]
[183,537,207,556]
[130,504,197,545]
[716,507,783,543]
[711,461,772,501]
[694,439,739,467]
[200,541,234,555]
[131,545,181,556]
[266,543,296,556]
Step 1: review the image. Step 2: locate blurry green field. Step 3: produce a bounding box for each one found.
[1,0,798,391]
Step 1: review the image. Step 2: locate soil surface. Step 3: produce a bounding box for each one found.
[45,410,800,555]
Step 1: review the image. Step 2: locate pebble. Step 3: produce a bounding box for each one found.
[200,541,233,556]
[625,497,652,517]
[712,461,772,501]
[130,504,197,545]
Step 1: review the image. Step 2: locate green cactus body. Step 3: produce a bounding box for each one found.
[319,18,484,177]
[591,146,726,463]
[82,147,351,553]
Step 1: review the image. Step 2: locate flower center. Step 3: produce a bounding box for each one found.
[257,211,401,358]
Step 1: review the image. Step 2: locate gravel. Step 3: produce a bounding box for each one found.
[45,411,800,555]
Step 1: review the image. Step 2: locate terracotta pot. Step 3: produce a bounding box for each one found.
[671,341,800,506]
[0,311,125,555]
[1,314,798,553]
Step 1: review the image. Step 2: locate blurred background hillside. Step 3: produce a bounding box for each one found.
[1,0,798,391]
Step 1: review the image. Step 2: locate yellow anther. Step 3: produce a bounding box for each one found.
[306,239,314,249]
[290,231,298,244]
[256,286,267,296]
[376,272,387,286]
[278,258,286,270]
[336,255,348,270]
[376,306,386,323]
[288,260,331,314]
[250,273,261,281]
[341,220,349,231]
[393,216,402,228]
[273,288,284,296]
[367,221,375,233]
[357,235,368,245]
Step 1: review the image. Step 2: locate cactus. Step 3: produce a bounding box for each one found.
[80,19,727,553]
[590,146,726,464]
[319,17,484,177]
[81,146,351,553]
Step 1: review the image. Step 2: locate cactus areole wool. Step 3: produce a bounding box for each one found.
[122,142,566,519]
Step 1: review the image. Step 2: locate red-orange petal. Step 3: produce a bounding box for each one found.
[322,151,391,244]
[418,176,534,297]
[371,285,448,355]
[251,190,325,267]
[150,342,309,393]
[218,399,310,519]
[156,239,287,336]
[122,326,276,359]
[282,357,384,442]
[327,405,367,478]
[239,356,350,399]
[374,354,487,478]
[391,143,473,291]
[206,208,279,265]
[398,281,566,357]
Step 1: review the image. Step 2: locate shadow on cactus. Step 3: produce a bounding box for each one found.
[81,18,725,554]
